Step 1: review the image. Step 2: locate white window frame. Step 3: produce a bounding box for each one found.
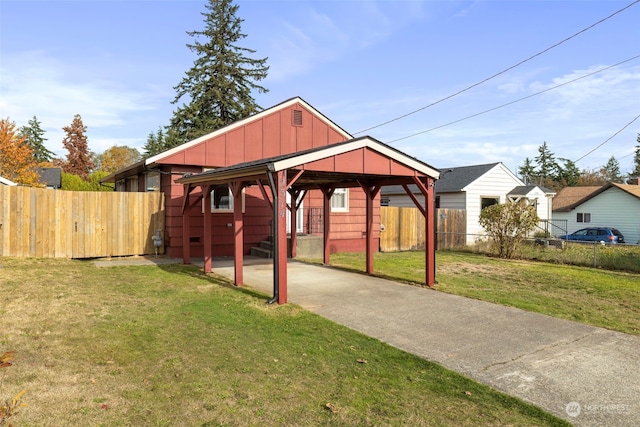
[201,184,245,213]
[145,172,160,192]
[331,188,349,212]
[577,212,591,223]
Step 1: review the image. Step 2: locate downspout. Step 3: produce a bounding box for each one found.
[266,171,279,304]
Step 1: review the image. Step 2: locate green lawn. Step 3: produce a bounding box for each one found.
[324,250,640,335]
[0,257,569,426]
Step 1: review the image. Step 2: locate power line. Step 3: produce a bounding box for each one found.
[353,0,640,135]
[574,113,640,163]
[387,55,640,143]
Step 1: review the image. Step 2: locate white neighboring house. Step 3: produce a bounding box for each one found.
[0,176,18,186]
[552,182,640,245]
[381,162,555,245]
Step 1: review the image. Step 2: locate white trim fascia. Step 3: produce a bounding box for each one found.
[0,176,18,186]
[460,162,523,192]
[270,137,440,179]
[145,97,353,165]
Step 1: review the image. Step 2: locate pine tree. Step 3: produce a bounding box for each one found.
[143,127,168,158]
[600,156,622,183]
[61,114,95,180]
[19,116,54,164]
[0,118,41,186]
[167,0,269,148]
[518,157,536,184]
[631,133,640,178]
[556,158,580,187]
[534,142,558,187]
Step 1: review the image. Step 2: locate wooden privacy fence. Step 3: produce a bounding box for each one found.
[0,186,165,259]
[380,206,466,251]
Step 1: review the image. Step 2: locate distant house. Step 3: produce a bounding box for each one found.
[381,162,555,245]
[0,176,18,186]
[37,168,62,189]
[553,182,640,245]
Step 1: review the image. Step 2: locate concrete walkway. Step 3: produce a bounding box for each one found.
[207,257,639,427]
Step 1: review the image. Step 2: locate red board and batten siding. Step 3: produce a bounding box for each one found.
[155,102,360,259]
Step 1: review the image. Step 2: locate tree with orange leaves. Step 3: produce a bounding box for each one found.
[0,118,41,186]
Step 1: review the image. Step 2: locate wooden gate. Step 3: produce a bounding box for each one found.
[380,206,466,251]
[0,186,165,258]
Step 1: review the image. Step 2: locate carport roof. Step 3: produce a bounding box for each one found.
[175,136,440,188]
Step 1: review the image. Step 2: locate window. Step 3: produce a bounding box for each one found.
[481,197,499,210]
[331,188,349,212]
[577,213,591,223]
[146,172,160,191]
[211,185,233,211]
[205,185,245,213]
[435,196,441,209]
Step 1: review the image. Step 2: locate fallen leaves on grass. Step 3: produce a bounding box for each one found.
[325,402,338,413]
[0,351,15,369]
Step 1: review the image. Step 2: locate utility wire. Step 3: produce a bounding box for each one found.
[353,0,640,135]
[387,55,640,143]
[574,113,640,163]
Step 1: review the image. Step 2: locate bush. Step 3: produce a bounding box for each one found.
[478,201,539,259]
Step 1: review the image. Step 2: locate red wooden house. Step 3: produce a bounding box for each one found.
[102,97,440,302]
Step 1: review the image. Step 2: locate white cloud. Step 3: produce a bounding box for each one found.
[0,51,167,156]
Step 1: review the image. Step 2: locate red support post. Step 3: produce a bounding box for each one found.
[230,181,245,286]
[276,170,288,304]
[202,185,212,273]
[359,183,381,275]
[182,190,191,265]
[321,186,335,265]
[425,177,436,286]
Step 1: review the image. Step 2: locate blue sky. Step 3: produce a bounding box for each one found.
[1,0,639,176]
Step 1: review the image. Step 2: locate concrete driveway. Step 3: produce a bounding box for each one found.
[209,257,639,427]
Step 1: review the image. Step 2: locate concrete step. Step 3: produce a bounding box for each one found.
[250,246,272,258]
[259,240,273,250]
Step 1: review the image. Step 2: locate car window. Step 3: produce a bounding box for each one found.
[612,229,623,236]
[574,230,588,236]
[597,230,607,236]
[587,229,597,236]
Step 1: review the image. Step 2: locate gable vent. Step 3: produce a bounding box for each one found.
[292,109,303,127]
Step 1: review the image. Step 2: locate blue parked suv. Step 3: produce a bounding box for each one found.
[560,227,625,244]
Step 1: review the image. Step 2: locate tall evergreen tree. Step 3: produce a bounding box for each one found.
[556,158,580,187]
[518,157,536,184]
[19,116,54,164]
[600,155,622,183]
[534,142,558,186]
[631,133,640,178]
[167,0,269,148]
[143,127,169,158]
[61,114,95,180]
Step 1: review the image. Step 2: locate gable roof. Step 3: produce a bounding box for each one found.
[176,136,440,188]
[382,162,517,196]
[552,186,603,211]
[435,162,501,192]
[553,183,640,212]
[508,185,556,197]
[101,96,353,184]
[146,97,352,165]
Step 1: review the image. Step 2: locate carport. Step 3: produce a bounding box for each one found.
[175,137,440,304]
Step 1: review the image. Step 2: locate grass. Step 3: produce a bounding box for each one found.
[0,257,569,426]
[323,250,640,335]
